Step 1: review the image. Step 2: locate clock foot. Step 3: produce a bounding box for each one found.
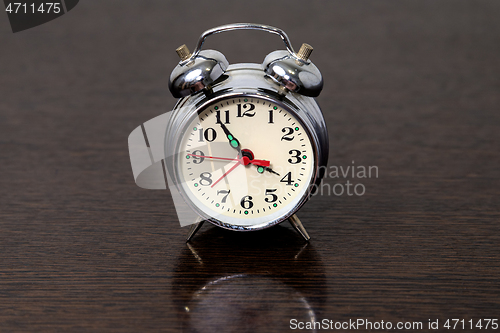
[288,214,310,241]
[186,218,204,242]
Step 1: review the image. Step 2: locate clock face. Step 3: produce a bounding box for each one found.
[176,95,315,228]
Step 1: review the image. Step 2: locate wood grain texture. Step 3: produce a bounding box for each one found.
[0,1,499,332]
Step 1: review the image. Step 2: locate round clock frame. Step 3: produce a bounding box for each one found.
[165,64,328,236]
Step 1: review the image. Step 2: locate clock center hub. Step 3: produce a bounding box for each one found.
[241,149,255,163]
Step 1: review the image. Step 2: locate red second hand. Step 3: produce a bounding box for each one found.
[187,154,270,166]
[191,150,270,188]
[187,154,235,161]
[210,156,248,188]
[249,159,270,167]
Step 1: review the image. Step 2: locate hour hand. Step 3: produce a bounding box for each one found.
[263,167,280,176]
[216,114,240,151]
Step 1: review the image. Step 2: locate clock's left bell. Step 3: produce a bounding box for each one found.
[168,45,228,98]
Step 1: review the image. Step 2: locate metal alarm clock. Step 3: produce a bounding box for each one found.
[129,23,328,241]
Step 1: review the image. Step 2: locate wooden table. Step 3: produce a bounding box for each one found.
[1,1,499,331]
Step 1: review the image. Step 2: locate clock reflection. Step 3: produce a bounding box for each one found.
[172,225,326,332]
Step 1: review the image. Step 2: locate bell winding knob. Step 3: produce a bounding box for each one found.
[296,43,314,62]
[175,44,192,62]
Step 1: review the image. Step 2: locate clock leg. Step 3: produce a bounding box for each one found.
[186,243,203,264]
[288,214,310,241]
[186,217,204,242]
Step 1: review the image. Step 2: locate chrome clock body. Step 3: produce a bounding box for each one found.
[165,63,328,234]
[129,23,328,241]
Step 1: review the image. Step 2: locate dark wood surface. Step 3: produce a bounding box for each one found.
[1,1,499,332]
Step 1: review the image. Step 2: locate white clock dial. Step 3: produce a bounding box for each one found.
[176,96,315,227]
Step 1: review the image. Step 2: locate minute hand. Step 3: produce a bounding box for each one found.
[216,114,241,152]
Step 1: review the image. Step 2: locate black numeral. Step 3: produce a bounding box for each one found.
[198,128,217,142]
[237,103,255,117]
[280,172,294,186]
[288,150,302,164]
[217,190,231,203]
[199,172,212,186]
[216,110,230,124]
[281,127,294,141]
[240,195,253,209]
[268,110,274,123]
[264,189,278,203]
[191,150,205,164]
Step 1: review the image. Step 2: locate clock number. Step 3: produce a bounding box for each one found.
[216,110,230,124]
[237,103,255,117]
[217,190,231,203]
[264,189,278,203]
[281,127,294,141]
[288,150,302,164]
[280,172,294,186]
[199,172,213,186]
[198,128,217,142]
[268,110,274,124]
[240,195,254,209]
[191,150,205,164]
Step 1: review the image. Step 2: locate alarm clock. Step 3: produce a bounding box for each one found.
[128,23,328,241]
